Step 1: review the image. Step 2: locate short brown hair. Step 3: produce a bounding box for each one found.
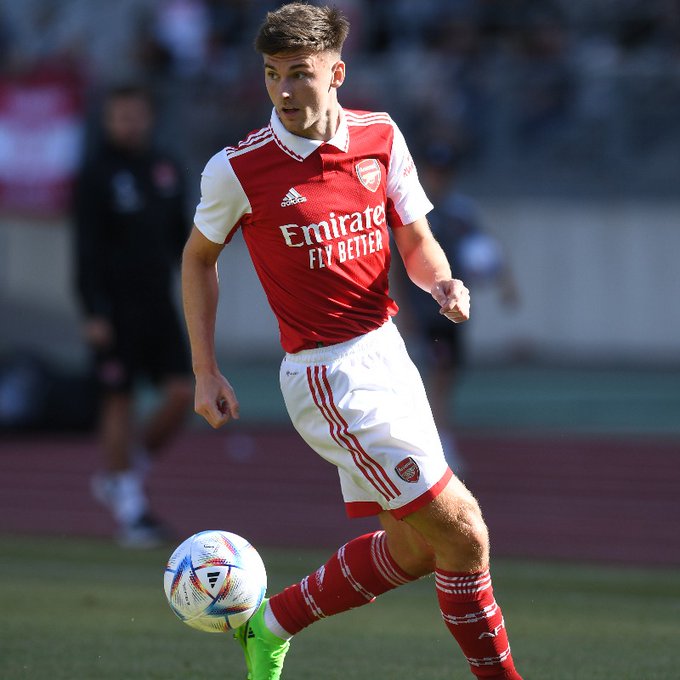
[255,3,350,56]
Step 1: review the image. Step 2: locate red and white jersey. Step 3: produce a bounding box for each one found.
[194,107,433,353]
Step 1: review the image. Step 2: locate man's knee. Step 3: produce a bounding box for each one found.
[447,494,489,564]
[406,480,490,570]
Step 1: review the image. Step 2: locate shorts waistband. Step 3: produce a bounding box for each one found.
[285,319,399,365]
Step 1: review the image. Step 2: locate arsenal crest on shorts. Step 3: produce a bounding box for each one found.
[395,457,420,483]
[355,159,381,192]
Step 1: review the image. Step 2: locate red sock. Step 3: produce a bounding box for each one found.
[269,531,415,635]
[436,568,523,680]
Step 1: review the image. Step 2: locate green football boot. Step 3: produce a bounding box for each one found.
[234,599,290,680]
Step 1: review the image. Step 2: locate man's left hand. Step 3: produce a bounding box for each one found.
[431,279,470,323]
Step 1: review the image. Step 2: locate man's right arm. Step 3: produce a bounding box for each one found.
[181,226,239,428]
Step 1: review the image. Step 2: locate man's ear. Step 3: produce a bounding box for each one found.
[330,59,346,89]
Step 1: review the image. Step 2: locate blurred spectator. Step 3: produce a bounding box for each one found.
[399,145,519,472]
[1,0,676,194]
[141,0,211,78]
[73,84,193,547]
[415,7,490,163]
[506,6,574,151]
[0,1,675,212]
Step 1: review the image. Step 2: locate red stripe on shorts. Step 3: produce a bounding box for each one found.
[306,366,398,502]
[319,366,400,499]
[306,366,385,498]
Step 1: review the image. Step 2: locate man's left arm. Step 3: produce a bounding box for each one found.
[392,217,470,324]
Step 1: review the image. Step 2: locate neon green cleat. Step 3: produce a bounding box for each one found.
[234,599,290,680]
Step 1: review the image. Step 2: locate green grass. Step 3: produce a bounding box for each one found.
[2,534,679,679]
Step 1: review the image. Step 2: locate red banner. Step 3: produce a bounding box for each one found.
[0,66,84,218]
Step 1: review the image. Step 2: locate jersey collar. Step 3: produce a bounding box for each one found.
[269,107,350,162]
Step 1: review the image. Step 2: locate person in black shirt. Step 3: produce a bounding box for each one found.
[74,84,193,546]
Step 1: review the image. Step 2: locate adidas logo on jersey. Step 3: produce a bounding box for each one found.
[281,187,307,207]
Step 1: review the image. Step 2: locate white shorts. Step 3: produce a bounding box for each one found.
[279,319,452,519]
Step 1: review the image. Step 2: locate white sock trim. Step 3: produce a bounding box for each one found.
[263,601,293,641]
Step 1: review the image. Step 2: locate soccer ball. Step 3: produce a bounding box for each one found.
[163,530,267,633]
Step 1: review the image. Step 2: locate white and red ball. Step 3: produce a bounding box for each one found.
[164,530,267,633]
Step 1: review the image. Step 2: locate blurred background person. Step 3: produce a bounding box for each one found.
[73,84,194,547]
[398,144,519,474]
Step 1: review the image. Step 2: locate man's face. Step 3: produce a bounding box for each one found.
[263,50,345,140]
[104,96,153,150]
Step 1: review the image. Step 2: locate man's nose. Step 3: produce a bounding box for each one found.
[279,78,293,99]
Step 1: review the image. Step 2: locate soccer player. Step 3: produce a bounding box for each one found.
[182,4,523,679]
[74,85,194,547]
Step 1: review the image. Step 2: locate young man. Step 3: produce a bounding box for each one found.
[75,85,194,547]
[182,4,523,679]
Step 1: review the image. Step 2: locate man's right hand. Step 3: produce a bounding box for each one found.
[194,372,240,428]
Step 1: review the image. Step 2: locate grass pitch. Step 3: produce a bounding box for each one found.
[1,534,679,679]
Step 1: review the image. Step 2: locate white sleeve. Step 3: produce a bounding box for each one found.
[193,150,251,244]
[386,118,433,226]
